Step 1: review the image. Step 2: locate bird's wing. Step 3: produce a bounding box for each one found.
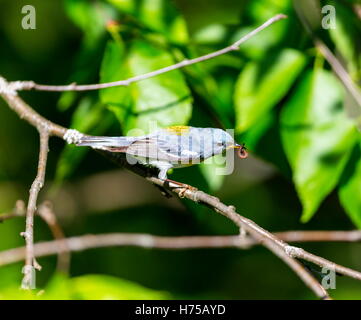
[124,138,179,162]
[78,134,200,163]
[125,137,199,163]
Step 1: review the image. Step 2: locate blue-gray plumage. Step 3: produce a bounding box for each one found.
[77,126,246,180]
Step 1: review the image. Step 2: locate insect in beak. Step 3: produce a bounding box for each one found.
[230,143,248,159]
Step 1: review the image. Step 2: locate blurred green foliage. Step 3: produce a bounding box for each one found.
[0,0,360,300]
[0,273,171,299]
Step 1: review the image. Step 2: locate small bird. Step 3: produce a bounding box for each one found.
[77,126,248,180]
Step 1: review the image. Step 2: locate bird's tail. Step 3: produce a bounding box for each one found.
[77,136,136,148]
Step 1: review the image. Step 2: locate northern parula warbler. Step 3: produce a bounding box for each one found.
[77,126,247,180]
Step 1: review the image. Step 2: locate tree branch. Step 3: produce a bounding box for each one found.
[37,202,71,274]
[19,131,49,289]
[275,230,361,243]
[1,230,360,297]
[8,14,287,93]
[0,79,67,289]
[0,200,26,222]
[293,3,361,111]
[0,201,70,274]
[0,86,66,137]
[0,234,247,267]
[1,231,360,268]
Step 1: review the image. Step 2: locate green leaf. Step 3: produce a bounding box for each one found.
[100,39,192,134]
[59,0,115,111]
[281,69,358,222]
[107,0,188,44]
[99,40,129,128]
[71,274,171,300]
[339,140,361,228]
[235,49,306,133]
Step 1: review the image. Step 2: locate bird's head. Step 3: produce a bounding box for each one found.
[211,129,248,159]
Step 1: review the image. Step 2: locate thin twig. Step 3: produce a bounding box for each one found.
[37,202,71,274]
[275,230,361,243]
[11,14,287,92]
[0,84,66,137]
[293,3,361,110]
[0,200,70,273]
[0,213,21,222]
[0,234,249,266]
[0,200,26,222]
[1,230,360,292]
[20,131,49,289]
[314,39,361,108]
[285,246,361,281]
[0,78,67,289]
[146,180,331,299]
[1,230,360,267]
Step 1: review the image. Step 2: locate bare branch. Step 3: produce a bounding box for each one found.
[314,39,361,109]
[0,200,26,222]
[1,230,360,265]
[285,246,361,282]
[0,200,70,273]
[1,230,360,292]
[0,84,66,137]
[37,202,71,274]
[10,14,287,93]
[146,179,331,299]
[20,131,49,289]
[293,4,361,110]
[275,230,361,243]
[0,234,249,266]
[0,78,68,289]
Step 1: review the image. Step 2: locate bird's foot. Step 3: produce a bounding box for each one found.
[164,179,197,198]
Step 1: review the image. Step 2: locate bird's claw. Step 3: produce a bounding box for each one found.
[164,179,197,198]
[178,185,197,198]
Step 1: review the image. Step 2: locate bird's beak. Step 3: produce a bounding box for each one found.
[228,143,248,159]
[227,143,241,150]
